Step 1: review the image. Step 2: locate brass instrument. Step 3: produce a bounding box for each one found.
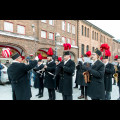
[83,63,91,84]
[113,65,118,83]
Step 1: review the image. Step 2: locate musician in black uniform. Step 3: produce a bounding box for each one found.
[7,53,38,100]
[116,56,120,100]
[55,56,62,92]
[59,51,75,100]
[82,49,105,100]
[44,48,56,100]
[103,53,114,100]
[33,54,44,98]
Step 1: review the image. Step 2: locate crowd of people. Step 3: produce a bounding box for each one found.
[5,43,120,100]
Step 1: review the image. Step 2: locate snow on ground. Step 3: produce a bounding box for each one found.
[0,76,119,100]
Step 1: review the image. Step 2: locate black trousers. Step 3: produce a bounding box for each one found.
[39,87,44,96]
[81,86,87,96]
[48,88,56,100]
[13,91,16,100]
[62,94,73,100]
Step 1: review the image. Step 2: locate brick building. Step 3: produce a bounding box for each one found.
[77,20,120,62]
[0,20,78,62]
[0,20,120,63]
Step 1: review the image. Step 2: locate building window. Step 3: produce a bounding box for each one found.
[101,35,103,43]
[49,20,54,26]
[4,21,13,32]
[92,31,94,39]
[82,25,84,36]
[41,30,47,38]
[97,33,98,41]
[81,44,84,55]
[62,37,66,43]
[17,25,25,35]
[92,47,95,52]
[72,25,75,34]
[87,28,89,37]
[62,21,66,31]
[49,32,54,40]
[72,40,75,46]
[41,20,46,23]
[67,22,71,33]
[67,38,71,44]
[95,32,96,40]
[86,45,89,52]
[85,27,86,37]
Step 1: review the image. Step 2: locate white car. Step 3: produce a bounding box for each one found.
[0,64,9,84]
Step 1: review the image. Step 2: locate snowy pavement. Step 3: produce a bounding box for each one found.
[0,76,119,100]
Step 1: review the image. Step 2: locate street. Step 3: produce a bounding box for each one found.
[0,76,119,100]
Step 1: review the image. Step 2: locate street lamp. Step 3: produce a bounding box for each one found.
[32,24,37,57]
[55,32,60,58]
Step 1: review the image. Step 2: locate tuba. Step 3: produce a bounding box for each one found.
[113,65,118,83]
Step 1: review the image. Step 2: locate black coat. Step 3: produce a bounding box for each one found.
[44,60,56,89]
[75,62,84,86]
[33,64,44,89]
[55,62,64,88]
[59,59,75,96]
[117,65,120,87]
[87,60,105,100]
[7,60,38,100]
[104,63,114,92]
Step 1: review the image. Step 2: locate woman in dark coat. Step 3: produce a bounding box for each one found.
[33,60,44,98]
[82,49,105,100]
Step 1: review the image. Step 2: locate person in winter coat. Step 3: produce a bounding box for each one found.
[82,49,105,100]
[7,53,38,100]
[103,55,114,100]
[0,61,3,81]
[116,56,120,100]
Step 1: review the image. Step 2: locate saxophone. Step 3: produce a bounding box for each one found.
[113,65,118,83]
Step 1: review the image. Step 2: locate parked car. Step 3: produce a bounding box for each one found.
[0,64,9,85]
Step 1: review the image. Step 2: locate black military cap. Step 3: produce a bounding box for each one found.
[95,49,101,56]
[11,53,20,60]
[63,51,70,56]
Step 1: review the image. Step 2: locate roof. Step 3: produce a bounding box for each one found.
[81,20,114,38]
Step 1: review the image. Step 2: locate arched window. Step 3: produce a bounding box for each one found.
[85,27,86,37]
[81,44,84,55]
[82,25,84,36]
[86,45,89,52]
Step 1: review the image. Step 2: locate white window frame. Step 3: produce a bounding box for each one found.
[72,25,75,34]
[49,32,54,40]
[41,20,47,23]
[4,21,13,32]
[67,23,71,33]
[49,20,54,26]
[62,21,66,31]
[41,30,47,38]
[62,37,66,43]
[17,25,25,35]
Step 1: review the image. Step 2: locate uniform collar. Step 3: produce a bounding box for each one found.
[64,58,70,65]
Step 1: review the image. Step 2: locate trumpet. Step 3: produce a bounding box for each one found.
[113,65,118,83]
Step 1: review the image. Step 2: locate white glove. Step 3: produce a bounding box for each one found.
[35,56,39,61]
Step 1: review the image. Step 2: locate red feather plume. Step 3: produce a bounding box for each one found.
[86,51,91,57]
[105,50,111,57]
[47,48,53,56]
[100,56,103,60]
[100,43,110,52]
[38,54,42,60]
[58,57,62,62]
[63,43,71,50]
[114,55,118,59]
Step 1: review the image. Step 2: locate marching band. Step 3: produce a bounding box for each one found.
[4,43,120,100]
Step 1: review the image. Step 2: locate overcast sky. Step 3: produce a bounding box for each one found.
[87,20,120,40]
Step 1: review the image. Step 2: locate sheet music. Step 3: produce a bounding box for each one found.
[84,57,92,64]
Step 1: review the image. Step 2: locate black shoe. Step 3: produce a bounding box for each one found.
[36,94,40,96]
[74,86,78,88]
[38,95,43,98]
[79,88,81,90]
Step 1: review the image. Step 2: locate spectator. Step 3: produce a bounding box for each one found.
[0,61,3,81]
[5,60,10,68]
